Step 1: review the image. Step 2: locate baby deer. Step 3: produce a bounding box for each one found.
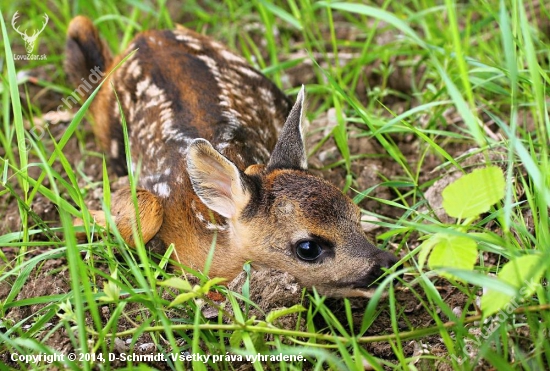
[65,16,399,297]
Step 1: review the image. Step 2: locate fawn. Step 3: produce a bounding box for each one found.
[65,16,399,297]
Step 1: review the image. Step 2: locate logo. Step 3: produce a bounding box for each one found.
[12,11,48,54]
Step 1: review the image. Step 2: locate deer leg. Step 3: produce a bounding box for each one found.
[75,187,164,247]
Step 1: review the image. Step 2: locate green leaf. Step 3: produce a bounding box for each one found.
[481,254,545,317]
[158,277,192,292]
[418,234,442,269]
[428,234,477,272]
[165,277,226,307]
[200,277,226,294]
[442,166,505,219]
[437,269,516,296]
[169,292,197,307]
[265,304,306,324]
[99,281,121,302]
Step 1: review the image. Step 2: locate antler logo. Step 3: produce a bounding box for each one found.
[12,11,49,54]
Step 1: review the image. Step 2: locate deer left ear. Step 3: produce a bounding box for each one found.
[187,139,251,219]
[267,85,307,171]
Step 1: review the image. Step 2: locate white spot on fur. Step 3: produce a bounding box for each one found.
[237,65,260,79]
[259,86,274,102]
[153,182,171,198]
[127,59,141,79]
[191,200,228,231]
[110,139,118,157]
[123,92,131,110]
[219,49,246,64]
[259,127,269,140]
[210,40,225,50]
[156,156,166,169]
[191,200,206,223]
[197,54,218,76]
[144,84,163,103]
[160,108,172,122]
[174,33,202,51]
[206,222,228,231]
[136,77,151,97]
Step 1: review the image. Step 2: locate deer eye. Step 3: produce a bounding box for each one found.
[295,240,323,261]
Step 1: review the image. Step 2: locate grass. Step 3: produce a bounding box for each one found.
[1,0,550,370]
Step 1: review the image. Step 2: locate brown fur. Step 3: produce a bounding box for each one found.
[111,188,164,247]
[66,16,399,297]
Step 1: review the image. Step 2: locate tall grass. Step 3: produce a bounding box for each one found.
[1,0,549,370]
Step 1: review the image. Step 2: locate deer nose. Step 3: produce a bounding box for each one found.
[355,250,402,289]
[378,250,400,272]
[375,250,402,281]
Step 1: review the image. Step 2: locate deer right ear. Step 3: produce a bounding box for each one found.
[187,139,251,219]
[267,85,307,171]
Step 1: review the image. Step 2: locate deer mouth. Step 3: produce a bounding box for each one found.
[311,284,383,299]
[341,258,403,297]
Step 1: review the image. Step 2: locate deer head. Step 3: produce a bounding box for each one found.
[187,87,400,297]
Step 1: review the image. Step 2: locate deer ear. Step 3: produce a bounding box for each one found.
[267,85,307,171]
[187,139,251,219]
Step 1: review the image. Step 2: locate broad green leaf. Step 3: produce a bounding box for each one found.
[418,234,442,268]
[481,254,545,317]
[428,235,477,272]
[442,166,505,219]
[437,269,516,296]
